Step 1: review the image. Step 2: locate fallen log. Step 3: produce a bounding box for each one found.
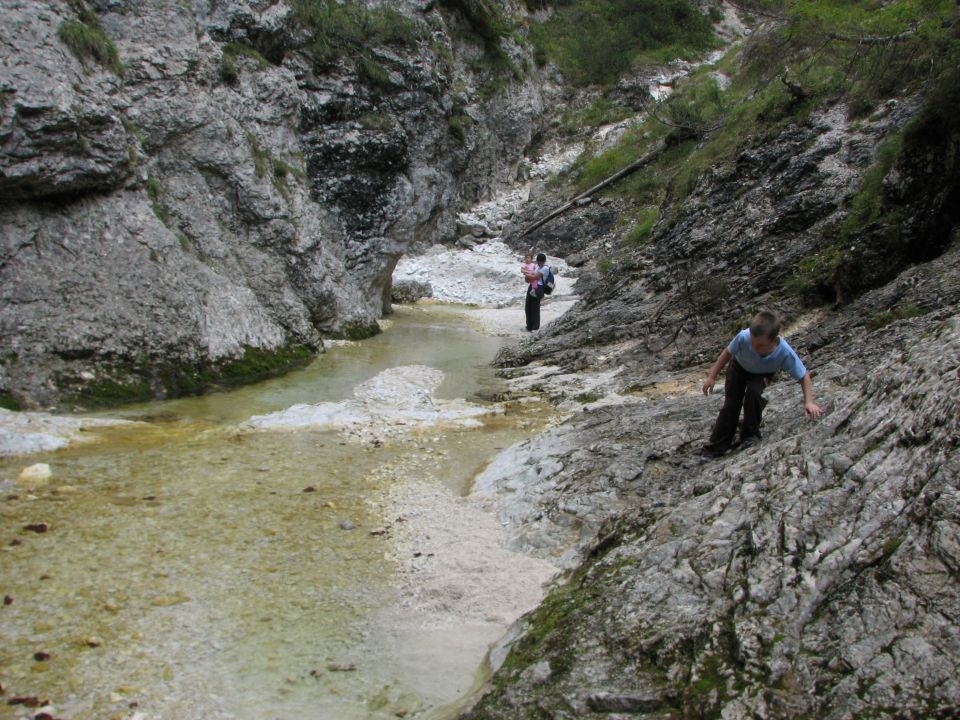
[519,142,665,238]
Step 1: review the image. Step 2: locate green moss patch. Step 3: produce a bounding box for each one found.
[58,343,316,409]
[330,321,382,341]
[57,13,124,76]
[528,0,717,88]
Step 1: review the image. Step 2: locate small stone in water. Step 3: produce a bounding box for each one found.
[7,695,44,707]
[325,663,357,672]
[24,523,50,533]
[34,651,51,661]
[302,486,317,493]
[3,595,12,605]
[17,463,52,490]
[339,520,354,531]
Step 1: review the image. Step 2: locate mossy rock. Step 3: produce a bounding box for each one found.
[57,343,316,409]
[332,321,382,341]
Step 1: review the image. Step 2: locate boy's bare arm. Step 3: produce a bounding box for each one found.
[800,372,823,418]
[702,348,731,395]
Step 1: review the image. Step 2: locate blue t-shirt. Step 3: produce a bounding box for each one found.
[727,329,807,380]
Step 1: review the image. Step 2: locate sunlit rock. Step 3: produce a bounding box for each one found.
[240,365,501,443]
[16,463,52,489]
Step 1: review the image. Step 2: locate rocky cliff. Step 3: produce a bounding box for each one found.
[459,8,960,719]
[0,0,550,409]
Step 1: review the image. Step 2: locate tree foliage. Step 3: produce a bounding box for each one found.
[290,0,422,68]
[528,0,717,87]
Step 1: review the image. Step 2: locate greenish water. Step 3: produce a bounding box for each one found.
[0,306,541,720]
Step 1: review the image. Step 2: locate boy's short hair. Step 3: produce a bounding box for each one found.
[749,311,781,340]
[536,253,546,262]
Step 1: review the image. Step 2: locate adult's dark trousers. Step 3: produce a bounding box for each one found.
[525,290,541,331]
[705,359,770,452]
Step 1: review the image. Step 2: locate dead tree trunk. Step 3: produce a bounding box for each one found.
[519,142,665,238]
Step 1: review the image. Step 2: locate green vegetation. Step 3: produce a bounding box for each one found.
[146,175,170,227]
[290,0,422,77]
[495,570,587,679]
[271,157,307,202]
[780,0,959,118]
[358,112,396,133]
[626,207,659,246]
[273,157,306,181]
[441,0,516,61]
[60,373,153,407]
[447,111,473,142]
[59,343,315,409]
[243,130,308,202]
[217,344,314,383]
[333,321,382,341]
[246,131,271,179]
[440,0,512,50]
[786,59,959,305]
[58,18,124,76]
[561,98,634,133]
[784,244,844,304]
[221,42,270,84]
[574,392,602,403]
[866,304,928,331]
[555,0,958,308]
[0,392,20,411]
[528,0,717,87]
[357,55,393,89]
[439,0,522,93]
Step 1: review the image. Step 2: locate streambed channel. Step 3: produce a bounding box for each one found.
[0,305,557,720]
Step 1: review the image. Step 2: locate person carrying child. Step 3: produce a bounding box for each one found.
[522,253,550,332]
[701,311,823,457]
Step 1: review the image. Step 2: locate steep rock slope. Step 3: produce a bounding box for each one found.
[466,251,960,718]
[464,13,960,718]
[0,0,549,408]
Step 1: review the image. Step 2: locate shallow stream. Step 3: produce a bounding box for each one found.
[0,305,548,720]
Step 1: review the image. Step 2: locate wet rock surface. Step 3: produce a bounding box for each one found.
[465,307,960,719]
[458,95,960,720]
[239,364,499,442]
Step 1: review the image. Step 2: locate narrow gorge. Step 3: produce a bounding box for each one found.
[2,1,959,719]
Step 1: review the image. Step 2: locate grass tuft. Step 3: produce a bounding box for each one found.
[58,18,124,76]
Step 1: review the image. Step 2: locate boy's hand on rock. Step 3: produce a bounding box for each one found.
[804,402,823,419]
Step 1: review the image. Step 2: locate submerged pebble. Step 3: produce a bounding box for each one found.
[17,463,51,490]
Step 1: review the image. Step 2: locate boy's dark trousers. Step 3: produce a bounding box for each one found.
[525,289,541,331]
[705,360,771,452]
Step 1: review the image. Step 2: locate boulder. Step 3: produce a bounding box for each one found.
[391,279,433,304]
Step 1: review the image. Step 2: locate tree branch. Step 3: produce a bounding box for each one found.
[519,142,664,237]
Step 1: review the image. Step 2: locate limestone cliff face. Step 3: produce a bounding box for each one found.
[0,0,549,408]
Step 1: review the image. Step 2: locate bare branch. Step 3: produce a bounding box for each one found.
[828,24,919,46]
[519,143,664,237]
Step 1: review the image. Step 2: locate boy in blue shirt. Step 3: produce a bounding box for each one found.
[701,311,823,457]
